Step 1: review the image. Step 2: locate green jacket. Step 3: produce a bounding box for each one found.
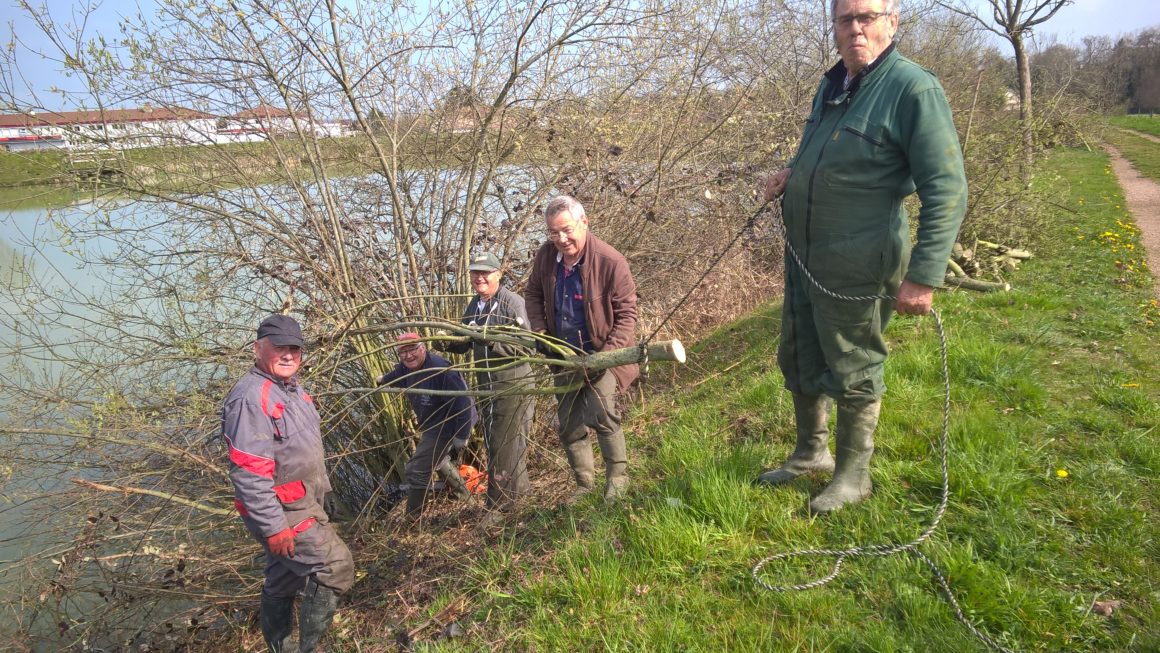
[783,45,967,291]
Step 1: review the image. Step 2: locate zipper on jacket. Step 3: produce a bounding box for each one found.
[803,100,851,265]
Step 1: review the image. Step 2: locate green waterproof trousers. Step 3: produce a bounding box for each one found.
[777,253,901,406]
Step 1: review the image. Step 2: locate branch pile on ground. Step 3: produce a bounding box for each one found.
[944,239,1032,291]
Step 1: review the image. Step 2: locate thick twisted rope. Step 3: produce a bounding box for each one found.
[751,203,1014,653]
[641,204,767,346]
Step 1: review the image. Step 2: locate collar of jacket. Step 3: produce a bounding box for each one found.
[824,42,897,103]
[250,366,299,391]
[555,248,587,271]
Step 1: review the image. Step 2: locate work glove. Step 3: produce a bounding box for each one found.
[451,436,468,451]
[266,527,297,558]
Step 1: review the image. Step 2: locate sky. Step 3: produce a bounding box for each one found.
[3,0,1160,111]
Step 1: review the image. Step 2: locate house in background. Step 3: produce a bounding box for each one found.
[216,104,347,142]
[0,104,352,152]
[0,113,68,152]
[0,106,218,152]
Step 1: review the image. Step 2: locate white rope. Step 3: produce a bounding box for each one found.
[751,205,1015,653]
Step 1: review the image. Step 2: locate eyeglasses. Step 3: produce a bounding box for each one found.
[833,11,888,29]
[398,345,423,356]
[546,223,582,241]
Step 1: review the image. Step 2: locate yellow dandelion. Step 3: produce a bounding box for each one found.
[1056,469,1069,478]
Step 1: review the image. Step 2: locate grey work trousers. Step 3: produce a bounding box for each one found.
[260,520,354,598]
[555,369,622,451]
[405,423,467,490]
[480,378,533,509]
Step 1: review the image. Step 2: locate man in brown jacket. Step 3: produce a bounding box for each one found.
[526,195,638,503]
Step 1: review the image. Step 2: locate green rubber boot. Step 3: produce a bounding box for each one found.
[756,393,835,486]
[809,400,880,515]
[563,437,596,503]
[436,456,471,500]
[259,592,295,653]
[298,578,338,653]
[597,431,629,504]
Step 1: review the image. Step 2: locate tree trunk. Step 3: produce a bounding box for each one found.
[1013,32,1035,184]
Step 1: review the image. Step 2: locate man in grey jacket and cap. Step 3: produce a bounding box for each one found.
[443,252,533,515]
[221,314,354,652]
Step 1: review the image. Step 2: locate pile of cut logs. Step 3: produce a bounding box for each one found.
[944,240,1033,292]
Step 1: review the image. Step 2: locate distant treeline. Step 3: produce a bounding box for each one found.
[1031,27,1160,114]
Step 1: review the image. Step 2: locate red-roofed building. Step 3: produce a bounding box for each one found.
[217,104,346,141]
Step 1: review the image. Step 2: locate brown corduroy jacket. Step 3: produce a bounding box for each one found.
[525,234,639,391]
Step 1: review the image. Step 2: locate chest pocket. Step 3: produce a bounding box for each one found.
[820,116,897,189]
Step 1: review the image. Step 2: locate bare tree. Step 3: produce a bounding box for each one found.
[936,0,1072,180]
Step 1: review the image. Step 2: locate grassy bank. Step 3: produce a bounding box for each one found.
[0,131,516,194]
[1107,114,1160,138]
[326,147,1158,651]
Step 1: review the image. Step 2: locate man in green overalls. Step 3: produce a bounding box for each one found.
[756,0,967,514]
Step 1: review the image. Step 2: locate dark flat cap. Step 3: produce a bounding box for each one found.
[257,314,305,348]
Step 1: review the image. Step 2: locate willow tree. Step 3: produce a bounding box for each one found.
[936,0,1073,181]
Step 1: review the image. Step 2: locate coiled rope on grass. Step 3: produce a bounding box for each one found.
[638,199,1012,652]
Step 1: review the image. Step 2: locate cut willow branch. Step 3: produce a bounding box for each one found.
[322,339,687,399]
[71,479,234,516]
[944,275,1011,292]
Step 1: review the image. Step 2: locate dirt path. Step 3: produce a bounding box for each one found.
[1104,144,1160,298]
[1122,128,1160,145]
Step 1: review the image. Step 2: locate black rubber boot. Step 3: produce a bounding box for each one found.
[298,578,339,653]
[405,487,427,519]
[260,592,295,653]
[809,399,880,515]
[756,393,835,486]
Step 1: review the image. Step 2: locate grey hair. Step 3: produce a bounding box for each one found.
[830,0,898,17]
[544,195,586,222]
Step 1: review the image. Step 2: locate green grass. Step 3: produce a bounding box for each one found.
[1105,128,1160,182]
[1107,114,1160,138]
[0,131,527,191]
[351,147,1160,652]
[0,149,69,186]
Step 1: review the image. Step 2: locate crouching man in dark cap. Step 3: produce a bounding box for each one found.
[221,314,354,652]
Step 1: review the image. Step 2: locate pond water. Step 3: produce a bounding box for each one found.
[0,185,215,646]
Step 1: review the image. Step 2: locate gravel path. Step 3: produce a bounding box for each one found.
[1104,144,1160,298]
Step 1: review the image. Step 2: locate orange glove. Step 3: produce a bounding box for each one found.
[266,527,297,558]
